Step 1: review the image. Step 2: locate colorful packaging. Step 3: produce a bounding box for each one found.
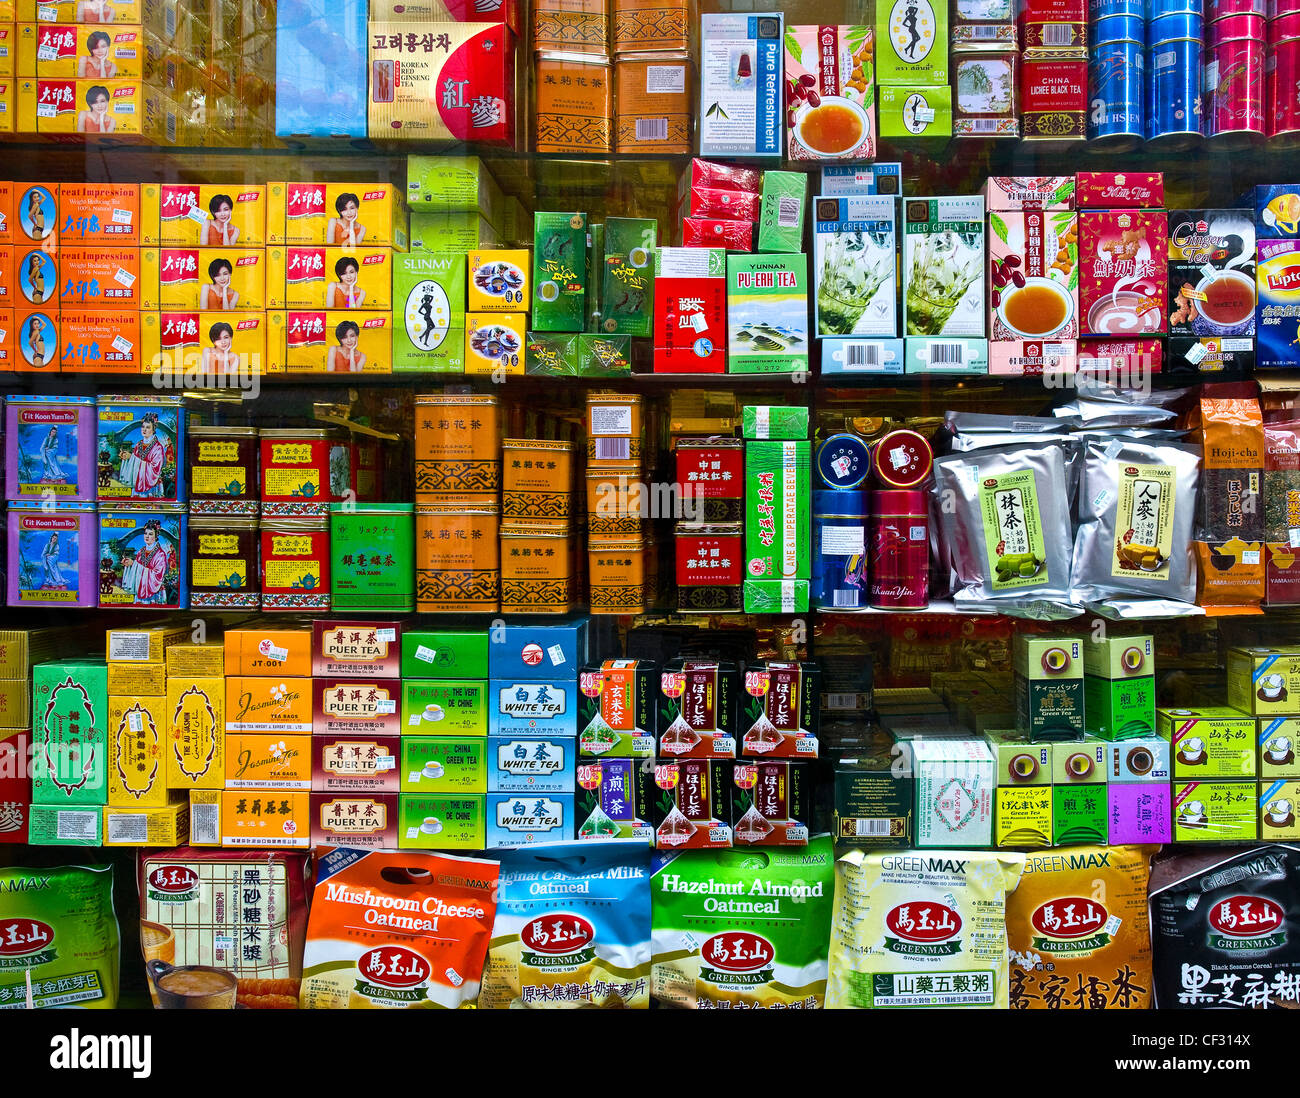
[653,246,726,373]
[532,211,586,331]
[1108,783,1172,844]
[95,394,184,503]
[269,246,393,311]
[534,51,611,153]
[1259,717,1300,781]
[402,679,487,736]
[784,25,876,160]
[393,251,466,372]
[698,12,784,157]
[578,660,656,757]
[314,734,402,794]
[490,679,576,737]
[466,312,525,374]
[309,793,399,850]
[488,734,575,793]
[1226,646,1300,715]
[397,793,486,849]
[739,661,819,758]
[600,217,655,337]
[954,53,1018,137]
[727,253,809,372]
[1019,52,1087,140]
[108,694,166,807]
[1172,780,1259,842]
[401,630,490,680]
[877,85,953,138]
[144,312,275,377]
[267,182,406,249]
[56,182,139,244]
[143,183,266,248]
[487,791,574,847]
[988,209,1078,340]
[1079,209,1168,336]
[745,441,811,582]
[6,394,98,501]
[614,51,692,154]
[875,0,947,84]
[144,247,265,312]
[1257,238,1300,368]
[908,736,996,847]
[903,196,985,336]
[1083,635,1156,740]
[400,736,485,794]
[814,195,896,338]
[1168,210,1255,339]
[1014,636,1084,739]
[576,758,653,841]
[6,502,97,608]
[31,659,108,806]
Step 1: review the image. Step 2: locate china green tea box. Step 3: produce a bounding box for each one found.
[601,217,656,337]
[31,660,109,806]
[532,212,588,331]
[393,251,467,372]
[1083,634,1155,740]
[400,736,487,794]
[745,441,811,581]
[727,253,810,373]
[401,680,489,735]
[397,794,486,850]
[1013,636,1084,740]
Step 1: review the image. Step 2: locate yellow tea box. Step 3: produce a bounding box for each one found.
[1260,778,1300,839]
[108,694,167,807]
[225,676,313,735]
[142,247,266,311]
[166,677,225,790]
[103,796,187,846]
[187,787,221,845]
[143,311,273,377]
[18,23,144,80]
[164,642,224,679]
[1157,707,1256,779]
[224,732,311,790]
[220,789,310,848]
[223,626,313,677]
[27,77,141,134]
[1259,717,1300,780]
[106,623,188,663]
[282,310,393,373]
[1173,780,1258,842]
[465,312,526,375]
[267,182,409,250]
[995,785,1052,847]
[0,678,29,729]
[142,183,267,247]
[468,248,530,312]
[106,660,165,695]
[267,245,393,310]
[1226,646,1300,716]
[21,1,144,20]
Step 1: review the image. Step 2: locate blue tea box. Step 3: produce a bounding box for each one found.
[490,679,578,737]
[487,792,574,848]
[820,163,903,197]
[488,618,588,680]
[275,0,368,139]
[488,735,576,793]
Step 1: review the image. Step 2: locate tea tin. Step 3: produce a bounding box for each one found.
[416,498,500,612]
[187,514,259,610]
[97,504,186,609]
[186,424,259,515]
[500,524,574,614]
[260,515,330,611]
[259,428,348,517]
[1266,31,1300,143]
[96,394,186,504]
[1205,35,1265,142]
[5,394,97,501]
[330,502,415,612]
[1090,37,1145,148]
[414,393,501,500]
[502,438,575,528]
[1146,31,1203,146]
[6,501,97,607]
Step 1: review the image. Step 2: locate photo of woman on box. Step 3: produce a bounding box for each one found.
[328,192,367,247]
[131,520,171,606]
[116,412,167,498]
[79,31,117,79]
[23,188,52,242]
[200,257,239,310]
[77,0,117,22]
[327,255,366,309]
[21,314,53,368]
[203,193,240,246]
[77,85,116,134]
[201,321,239,374]
[23,251,54,305]
[327,320,367,373]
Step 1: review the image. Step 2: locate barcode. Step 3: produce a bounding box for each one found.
[777,196,801,228]
[166,112,177,144]
[854,818,892,836]
[968,119,1001,132]
[636,118,669,141]
[596,438,631,460]
[972,25,1000,37]
[930,342,965,365]
[1041,24,1075,44]
[832,589,860,607]
[192,803,219,845]
[826,692,860,709]
[846,343,880,367]
[108,813,148,844]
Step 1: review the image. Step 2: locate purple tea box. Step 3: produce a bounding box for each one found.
[7,502,97,607]
[1107,782,1171,844]
[5,395,98,502]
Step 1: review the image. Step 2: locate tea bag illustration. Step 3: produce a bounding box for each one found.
[660,714,701,754]
[579,803,619,839]
[581,712,618,754]
[743,712,782,754]
[656,805,695,845]
[734,803,774,843]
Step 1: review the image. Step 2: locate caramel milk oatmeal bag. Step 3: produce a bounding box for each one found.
[1005,845,1156,1009]
[826,849,1025,1008]
[299,847,498,1009]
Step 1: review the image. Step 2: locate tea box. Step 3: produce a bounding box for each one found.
[406,155,505,220]
[397,793,486,850]
[489,619,588,679]
[754,171,807,254]
[578,660,655,757]
[1103,737,1171,783]
[143,311,276,379]
[1157,706,1256,778]
[328,504,414,611]
[466,312,526,375]
[309,793,398,850]
[698,12,783,158]
[468,248,529,313]
[954,53,1018,137]
[739,661,820,758]
[499,525,573,612]
[614,51,692,154]
[1076,172,1163,210]
[399,736,485,794]
[876,0,947,84]
[1258,717,1300,780]
[97,505,186,610]
[312,679,401,739]
[903,197,985,337]
[653,246,726,373]
[282,311,392,374]
[105,624,187,664]
[877,85,953,138]
[982,176,1075,211]
[675,522,744,611]
[268,246,393,311]
[657,658,739,760]
[415,500,501,612]
[501,439,574,528]
[526,331,579,375]
[988,209,1078,340]
[106,660,164,695]
[55,183,140,245]
[28,803,102,845]
[219,790,310,848]
[0,739,30,845]
[56,309,141,373]
[414,392,500,497]
[578,333,632,376]
[1172,780,1258,842]
[1107,782,1171,843]
[650,758,732,849]
[402,679,488,736]
[995,785,1053,846]
[612,0,689,52]
[532,0,606,52]
[313,734,401,794]
[410,210,497,251]
[985,731,1051,785]
[488,733,575,793]
[6,503,96,608]
[224,733,311,790]
[392,251,466,373]
[96,393,185,504]
[585,392,642,469]
[225,676,311,736]
[783,25,876,161]
[102,797,188,847]
[745,441,811,582]
[490,679,577,738]
[107,695,166,807]
[260,516,330,611]
[588,535,648,614]
[1014,635,1085,740]
[819,162,902,197]
[727,253,809,373]
[1226,646,1300,715]
[1051,740,1108,784]
[1083,634,1155,740]
[1256,238,1300,368]
[367,23,515,145]
[600,217,655,337]
[822,336,905,373]
[30,660,107,807]
[575,757,653,841]
[143,247,265,312]
[266,182,407,249]
[401,631,489,680]
[832,744,913,846]
[1166,210,1255,345]
[534,52,611,154]
[907,735,995,847]
[1078,209,1168,336]
[1019,51,1087,141]
[681,217,751,249]
[20,77,143,135]
[143,183,267,247]
[310,620,400,679]
[531,211,586,331]
[166,676,224,789]
[15,183,55,246]
[1259,778,1300,839]
[730,759,810,846]
[487,791,574,848]
[814,195,897,338]
[1051,783,1108,844]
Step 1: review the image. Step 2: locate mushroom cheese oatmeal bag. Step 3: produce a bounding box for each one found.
[0,864,119,1009]
[826,848,1025,1009]
[299,847,499,1009]
[1006,844,1156,1010]
[651,836,834,1009]
[480,839,652,1009]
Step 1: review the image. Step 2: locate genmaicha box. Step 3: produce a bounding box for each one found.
[578,659,655,757]
[814,195,897,337]
[876,0,947,84]
[726,253,809,373]
[698,13,784,158]
[313,734,401,793]
[402,680,488,736]
[490,679,577,737]
[488,734,576,793]
[400,736,486,794]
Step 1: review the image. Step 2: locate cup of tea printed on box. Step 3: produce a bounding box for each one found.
[310,793,399,850]
[489,734,575,793]
[1259,778,1300,839]
[814,196,896,337]
[469,249,529,312]
[1079,209,1168,336]
[1259,717,1300,780]
[1158,706,1256,779]
[988,209,1078,340]
[1167,210,1255,338]
[1172,780,1258,842]
[144,184,266,248]
[783,25,876,160]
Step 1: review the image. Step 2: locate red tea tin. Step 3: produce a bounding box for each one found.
[1209,0,1266,14]
[260,516,331,611]
[674,522,743,612]
[869,490,929,609]
[1020,51,1089,140]
[1269,11,1300,40]
[675,438,744,521]
[259,428,348,517]
[1206,35,1265,142]
[873,430,934,489]
[1267,33,1300,141]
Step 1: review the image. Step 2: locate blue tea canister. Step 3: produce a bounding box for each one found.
[813,490,868,610]
[815,433,873,490]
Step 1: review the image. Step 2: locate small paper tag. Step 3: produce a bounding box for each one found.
[36,103,56,119]
[376,628,396,642]
[1104,914,1122,937]
[266,643,288,662]
[915,105,936,122]
[831,455,853,479]
[755,407,770,439]
[128,710,144,733]
[376,700,397,714]
[548,644,566,666]
[375,756,396,771]
[114,267,135,288]
[112,208,133,225]
[187,205,210,225]
[408,715,422,726]
[415,645,437,664]
[1103,439,1124,460]
[1183,342,1209,365]
[1290,528,1300,548]
[112,335,133,354]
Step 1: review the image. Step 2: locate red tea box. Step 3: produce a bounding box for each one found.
[1079,209,1168,336]
[653,246,726,373]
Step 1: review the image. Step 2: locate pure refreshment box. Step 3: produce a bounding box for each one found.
[698,13,784,158]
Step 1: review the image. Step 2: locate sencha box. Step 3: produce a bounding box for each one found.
[1014,635,1084,740]
[1083,634,1155,740]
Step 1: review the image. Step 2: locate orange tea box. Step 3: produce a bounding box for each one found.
[57,245,141,308]
[142,246,265,310]
[282,310,392,374]
[142,183,266,247]
[15,244,54,307]
[219,789,310,848]
[224,732,312,790]
[15,306,58,370]
[108,694,167,807]
[224,626,314,677]
[267,245,393,311]
[59,307,142,372]
[0,309,15,367]
[26,77,141,134]
[143,311,273,377]
[267,182,409,250]
[20,1,144,20]
[0,245,14,304]
[0,184,12,245]
[166,676,225,791]
[614,51,693,154]
[15,183,56,245]
[57,182,139,244]
[226,676,314,735]
[18,22,144,79]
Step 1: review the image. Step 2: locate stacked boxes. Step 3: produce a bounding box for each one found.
[1223,645,1300,840]
[575,659,654,841]
[952,0,1018,138]
[673,434,745,611]
[1018,0,1087,142]
[29,656,107,845]
[902,196,988,372]
[875,0,950,137]
[581,391,647,615]
[743,413,811,612]
[1161,704,1258,843]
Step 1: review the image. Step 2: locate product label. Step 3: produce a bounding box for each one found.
[979,469,1048,589]
[1111,461,1175,580]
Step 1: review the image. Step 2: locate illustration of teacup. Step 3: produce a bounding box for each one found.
[1066,752,1094,779]
[1267,736,1294,763]
[1009,753,1038,782]
[1178,800,1207,826]
[420,816,443,835]
[421,760,445,779]
[1178,737,1205,764]
[422,703,445,722]
[1259,673,1287,701]
[1265,798,1294,827]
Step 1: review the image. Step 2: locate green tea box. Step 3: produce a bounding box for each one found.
[741,405,809,440]
[1013,636,1084,740]
[397,794,485,850]
[814,195,897,338]
[28,803,103,846]
[410,210,499,251]
[727,253,810,373]
[532,211,588,331]
[743,579,811,613]
[1259,717,1300,780]
[985,730,1051,785]
[832,743,913,847]
[400,736,487,794]
[1052,783,1107,845]
[401,680,489,736]
[1173,781,1258,842]
[903,196,985,337]
[600,217,656,337]
[406,155,504,224]
[1051,740,1108,785]
[577,334,632,377]
[526,332,580,375]
[1260,778,1300,839]
[876,0,948,85]
[878,86,953,139]
[1226,646,1300,716]
[575,758,653,842]
[1157,707,1256,779]
[31,660,108,806]
[745,441,811,582]
[393,251,467,372]
[996,785,1052,847]
[757,171,808,254]
[1083,634,1155,740]
[401,631,489,680]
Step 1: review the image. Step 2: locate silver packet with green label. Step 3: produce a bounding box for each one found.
[1070,435,1202,616]
[932,441,1078,619]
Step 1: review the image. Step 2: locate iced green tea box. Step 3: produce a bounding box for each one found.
[903,196,985,337]
[757,171,808,254]
[393,251,467,372]
[401,631,489,680]
[1258,717,1300,780]
[1157,707,1256,779]
[727,253,810,373]
[1051,783,1107,845]
[601,217,656,337]
[1013,636,1084,740]
[401,680,488,735]
[31,660,108,806]
[397,794,485,849]
[400,736,487,794]
[744,441,811,581]
[1083,634,1156,740]
[1226,646,1300,715]
[532,211,588,331]
[1173,780,1258,842]
[28,804,103,846]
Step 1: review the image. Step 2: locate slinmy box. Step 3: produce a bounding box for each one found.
[1083,634,1155,739]
[107,695,166,807]
[31,659,108,806]
[219,790,310,848]
[310,793,399,850]
[488,734,575,792]
[392,250,466,373]
[267,246,393,311]
[400,736,486,794]
[397,793,485,850]
[401,679,488,736]
[165,676,224,790]
[1157,707,1256,779]
[698,12,783,158]
[488,619,588,679]
[487,791,574,848]
[223,733,311,790]
[490,679,578,737]
[311,620,401,678]
[726,253,809,373]
[400,630,490,680]
[313,679,401,738]
[814,195,896,337]
[102,796,187,847]
[877,85,952,139]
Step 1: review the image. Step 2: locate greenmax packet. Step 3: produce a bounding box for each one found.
[480,840,652,1009]
[0,864,119,1008]
[651,836,834,1008]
